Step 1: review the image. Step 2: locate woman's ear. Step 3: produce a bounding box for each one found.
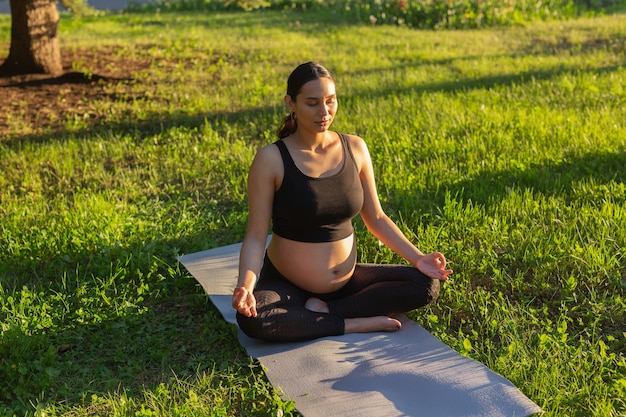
[284,94,295,112]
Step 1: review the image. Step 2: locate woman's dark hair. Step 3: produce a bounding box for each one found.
[277,62,335,139]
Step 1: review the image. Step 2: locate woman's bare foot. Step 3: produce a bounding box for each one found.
[305,298,401,334]
[305,297,329,313]
[345,316,402,334]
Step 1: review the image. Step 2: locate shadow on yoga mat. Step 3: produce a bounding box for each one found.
[178,238,542,417]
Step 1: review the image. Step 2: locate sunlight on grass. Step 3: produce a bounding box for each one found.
[1,6,625,417]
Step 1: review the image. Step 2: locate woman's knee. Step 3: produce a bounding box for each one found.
[425,277,440,304]
[407,267,440,305]
[236,309,289,342]
[236,312,269,340]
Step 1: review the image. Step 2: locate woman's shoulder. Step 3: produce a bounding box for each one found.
[339,132,370,165]
[249,141,283,176]
[255,141,282,161]
[339,132,367,148]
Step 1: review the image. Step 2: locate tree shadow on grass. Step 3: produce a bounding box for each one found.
[3,58,622,149]
[385,149,626,222]
[448,149,626,207]
[2,104,278,147]
[348,62,625,99]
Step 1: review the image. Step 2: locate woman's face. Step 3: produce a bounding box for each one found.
[289,77,338,134]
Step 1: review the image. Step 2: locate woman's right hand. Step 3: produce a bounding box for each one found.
[232,286,258,318]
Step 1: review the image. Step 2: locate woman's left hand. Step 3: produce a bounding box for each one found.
[415,252,453,281]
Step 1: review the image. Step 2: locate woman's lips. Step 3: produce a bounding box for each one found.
[317,119,331,127]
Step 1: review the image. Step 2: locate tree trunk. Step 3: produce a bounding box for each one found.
[0,0,63,76]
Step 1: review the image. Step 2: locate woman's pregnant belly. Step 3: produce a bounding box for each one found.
[266,234,356,294]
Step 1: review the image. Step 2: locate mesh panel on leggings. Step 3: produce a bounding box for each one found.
[236,256,345,342]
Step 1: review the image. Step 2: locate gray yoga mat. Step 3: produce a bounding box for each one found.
[178,238,542,417]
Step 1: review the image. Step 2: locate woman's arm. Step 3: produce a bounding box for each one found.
[350,135,452,281]
[232,145,281,317]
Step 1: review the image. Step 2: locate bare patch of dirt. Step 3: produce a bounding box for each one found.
[0,47,152,139]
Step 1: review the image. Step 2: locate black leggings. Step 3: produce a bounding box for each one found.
[236,254,440,342]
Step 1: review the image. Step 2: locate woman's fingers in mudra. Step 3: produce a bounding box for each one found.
[417,252,453,281]
[233,287,257,317]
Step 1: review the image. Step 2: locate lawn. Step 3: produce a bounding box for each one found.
[0,5,625,416]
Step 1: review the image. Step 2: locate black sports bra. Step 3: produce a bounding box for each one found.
[272,133,364,243]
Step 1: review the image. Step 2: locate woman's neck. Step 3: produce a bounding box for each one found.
[291,130,334,151]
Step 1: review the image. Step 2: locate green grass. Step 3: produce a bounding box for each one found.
[1,6,625,417]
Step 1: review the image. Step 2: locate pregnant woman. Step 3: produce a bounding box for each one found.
[232,62,452,342]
